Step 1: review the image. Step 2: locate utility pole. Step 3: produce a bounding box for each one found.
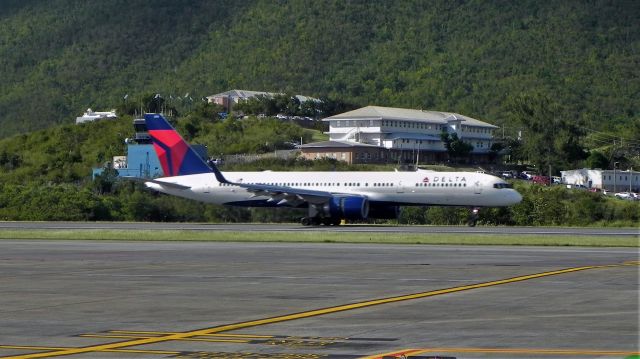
[613,162,619,193]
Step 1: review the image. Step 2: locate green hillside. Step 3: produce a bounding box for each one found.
[0,0,638,140]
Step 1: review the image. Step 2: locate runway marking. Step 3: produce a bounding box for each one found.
[362,347,640,358]
[1,347,336,359]
[107,331,276,339]
[78,334,249,343]
[0,346,179,355]
[103,330,392,341]
[2,262,637,359]
[79,332,385,348]
[360,349,425,358]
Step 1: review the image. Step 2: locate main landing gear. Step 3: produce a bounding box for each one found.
[300,203,342,226]
[300,216,342,226]
[467,207,480,227]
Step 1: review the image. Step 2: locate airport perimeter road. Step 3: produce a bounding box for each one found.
[0,221,638,237]
[0,241,638,359]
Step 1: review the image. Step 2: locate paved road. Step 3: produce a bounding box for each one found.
[0,240,637,359]
[0,221,638,237]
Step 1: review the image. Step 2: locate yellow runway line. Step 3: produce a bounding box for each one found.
[107,330,275,339]
[0,346,179,355]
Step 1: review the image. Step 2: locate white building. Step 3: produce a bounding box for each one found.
[561,168,640,192]
[320,106,498,163]
[206,89,318,111]
[75,108,117,124]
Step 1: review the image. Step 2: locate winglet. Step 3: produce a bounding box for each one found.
[144,113,213,176]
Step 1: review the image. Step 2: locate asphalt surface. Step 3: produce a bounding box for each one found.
[0,221,638,237]
[0,240,638,359]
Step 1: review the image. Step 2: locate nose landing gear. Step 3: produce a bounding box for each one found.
[467,207,480,227]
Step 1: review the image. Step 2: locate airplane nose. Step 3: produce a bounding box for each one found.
[510,190,523,204]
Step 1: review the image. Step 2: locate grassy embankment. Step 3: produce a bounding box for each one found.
[0,229,637,247]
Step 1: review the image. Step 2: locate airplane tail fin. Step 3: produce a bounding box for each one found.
[144,113,213,177]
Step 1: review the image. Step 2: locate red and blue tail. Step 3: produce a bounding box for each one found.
[144,113,212,177]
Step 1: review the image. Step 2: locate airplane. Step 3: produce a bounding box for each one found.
[139,113,522,226]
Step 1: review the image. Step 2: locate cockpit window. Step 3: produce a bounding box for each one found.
[493,183,513,189]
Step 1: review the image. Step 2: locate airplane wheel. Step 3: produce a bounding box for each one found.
[331,218,342,226]
[310,217,321,226]
[301,217,311,226]
[468,207,479,227]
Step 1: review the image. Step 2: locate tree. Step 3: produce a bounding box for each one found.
[488,142,504,164]
[585,151,609,169]
[506,92,586,174]
[440,130,473,163]
[502,138,524,164]
[92,163,119,195]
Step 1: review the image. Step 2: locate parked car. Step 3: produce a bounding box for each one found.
[501,171,513,179]
[571,184,587,190]
[519,171,533,180]
[532,175,551,186]
[614,192,633,200]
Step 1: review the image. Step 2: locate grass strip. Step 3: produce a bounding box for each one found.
[0,229,637,247]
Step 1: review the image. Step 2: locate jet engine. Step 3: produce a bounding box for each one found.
[324,196,369,220]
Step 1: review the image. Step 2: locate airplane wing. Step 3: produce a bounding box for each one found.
[236,183,335,206]
[209,166,347,206]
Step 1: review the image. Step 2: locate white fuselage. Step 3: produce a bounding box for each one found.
[146,169,522,208]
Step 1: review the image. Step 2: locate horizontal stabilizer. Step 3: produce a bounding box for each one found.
[145,179,191,190]
[123,176,191,190]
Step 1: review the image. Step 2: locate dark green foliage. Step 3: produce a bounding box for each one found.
[585,151,610,170]
[0,0,638,224]
[0,117,131,184]
[0,183,101,221]
[440,130,474,163]
[0,0,637,144]
[187,116,307,155]
[233,93,354,119]
[507,92,587,175]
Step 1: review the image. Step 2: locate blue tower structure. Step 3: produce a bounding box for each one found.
[114,144,164,178]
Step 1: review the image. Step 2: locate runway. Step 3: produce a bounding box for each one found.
[0,240,637,358]
[0,221,638,237]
